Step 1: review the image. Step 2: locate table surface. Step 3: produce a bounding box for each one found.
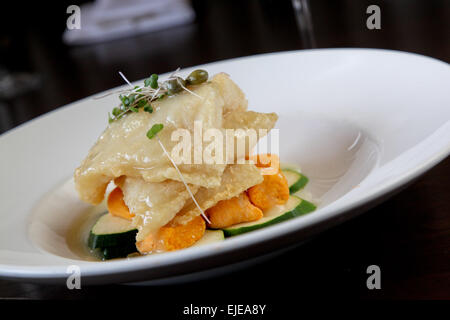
[0,0,449,301]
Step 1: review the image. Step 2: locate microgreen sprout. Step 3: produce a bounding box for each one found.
[102,68,208,125]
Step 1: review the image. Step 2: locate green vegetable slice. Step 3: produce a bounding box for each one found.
[192,230,225,246]
[88,213,137,249]
[99,244,138,260]
[223,196,316,237]
[282,168,309,194]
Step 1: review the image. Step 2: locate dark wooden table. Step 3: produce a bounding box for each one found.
[0,0,449,304]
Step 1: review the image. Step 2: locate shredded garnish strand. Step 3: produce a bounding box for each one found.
[119,71,134,88]
[155,135,211,224]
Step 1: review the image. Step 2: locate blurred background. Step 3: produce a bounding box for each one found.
[0,0,449,134]
[0,0,449,301]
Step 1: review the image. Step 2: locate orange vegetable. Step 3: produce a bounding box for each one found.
[247,153,280,175]
[107,187,135,221]
[136,215,206,253]
[247,171,289,211]
[206,192,263,229]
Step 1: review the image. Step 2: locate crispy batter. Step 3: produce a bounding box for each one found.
[211,73,248,114]
[223,112,278,163]
[223,110,278,131]
[206,192,263,228]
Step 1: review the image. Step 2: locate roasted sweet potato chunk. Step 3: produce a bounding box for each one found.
[206,192,263,229]
[247,153,280,175]
[107,187,134,220]
[247,171,289,211]
[136,215,206,253]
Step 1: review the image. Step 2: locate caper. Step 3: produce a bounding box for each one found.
[185,69,208,85]
[149,74,158,89]
[165,77,185,95]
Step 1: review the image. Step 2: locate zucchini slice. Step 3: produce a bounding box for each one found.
[88,213,137,249]
[223,196,316,237]
[193,230,225,247]
[282,168,309,194]
[99,244,138,260]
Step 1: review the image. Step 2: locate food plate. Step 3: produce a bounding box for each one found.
[0,49,449,284]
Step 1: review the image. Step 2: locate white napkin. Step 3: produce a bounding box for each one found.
[63,0,195,45]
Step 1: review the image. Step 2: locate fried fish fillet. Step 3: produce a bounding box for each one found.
[75,76,231,204]
[75,75,276,205]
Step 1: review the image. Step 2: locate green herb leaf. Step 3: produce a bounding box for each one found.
[144,74,159,88]
[112,107,121,117]
[146,123,164,139]
[120,95,130,106]
[137,99,147,108]
[143,104,153,113]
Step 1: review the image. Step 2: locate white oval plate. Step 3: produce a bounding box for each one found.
[0,49,449,284]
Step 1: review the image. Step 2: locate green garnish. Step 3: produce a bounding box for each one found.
[144,74,158,88]
[136,99,147,108]
[150,74,158,89]
[146,123,164,139]
[112,107,121,117]
[186,69,208,85]
[143,104,153,113]
[108,69,208,124]
[165,78,185,96]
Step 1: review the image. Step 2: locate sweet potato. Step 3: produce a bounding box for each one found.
[247,153,280,175]
[136,215,206,253]
[206,192,263,229]
[247,171,289,211]
[107,187,135,220]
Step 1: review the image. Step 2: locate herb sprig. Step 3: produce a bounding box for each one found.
[105,68,208,124]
